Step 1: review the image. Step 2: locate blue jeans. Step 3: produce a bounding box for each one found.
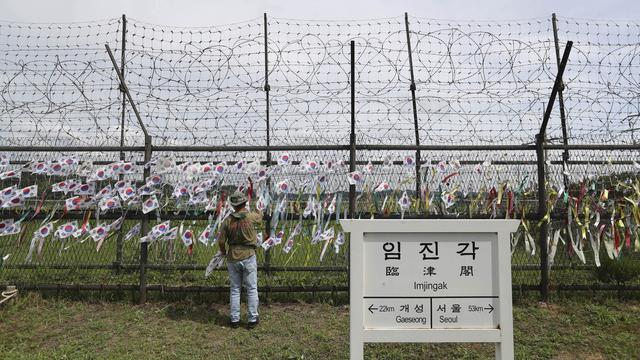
[227,255,259,323]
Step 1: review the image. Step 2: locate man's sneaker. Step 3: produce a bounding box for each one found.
[229,320,240,329]
[247,318,259,329]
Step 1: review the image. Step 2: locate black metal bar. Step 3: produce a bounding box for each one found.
[539,41,573,138]
[114,217,125,275]
[8,283,351,294]
[537,41,572,302]
[1,263,602,272]
[549,284,640,291]
[263,12,271,161]
[105,44,149,138]
[547,159,638,165]
[404,13,422,210]
[4,264,120,270]
[11,157,640,166]
[145,265,349,272]
[8,157,640,167]
[153,145,349,152]
[263,13,272,279]
[6,142,640,153]
[357,144,536,151]
[0,264,345,272]
[155,144,536,152]
[348,40,357,297]
[139,134,152,304]
[119,15,127,162]
[115,14,127,274]
[544,144,640,150]
[511,264,598,271]
[349,40,356,218]
[0,209,545,222]
[160,144,640,152]
[0,146,145,152]
[8,283,640,294]
[537,135,550,302]
[552,13,571,191]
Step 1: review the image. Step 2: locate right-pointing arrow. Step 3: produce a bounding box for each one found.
[368,304,378,314]
[485,304,495,313]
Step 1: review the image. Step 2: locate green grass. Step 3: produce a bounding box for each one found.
[0,293,639,359]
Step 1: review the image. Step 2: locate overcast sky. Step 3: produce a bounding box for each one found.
[1,0,639,25]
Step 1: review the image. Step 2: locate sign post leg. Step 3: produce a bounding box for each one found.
[349,337,363,360]
[497,230,515,360]
[349,229,365,360]
[496,339,514,359]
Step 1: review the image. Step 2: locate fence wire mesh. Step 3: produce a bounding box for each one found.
[1,14,639,299]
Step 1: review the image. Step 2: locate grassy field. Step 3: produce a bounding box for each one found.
[0,293,639,359]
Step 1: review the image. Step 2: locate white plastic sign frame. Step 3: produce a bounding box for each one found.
[341,219,519,360]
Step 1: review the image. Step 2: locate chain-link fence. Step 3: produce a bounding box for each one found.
[1,14,640,302]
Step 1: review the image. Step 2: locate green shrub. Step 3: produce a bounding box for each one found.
[594,253,640,284]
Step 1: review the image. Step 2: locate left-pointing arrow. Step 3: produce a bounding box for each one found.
[368,304,378,314]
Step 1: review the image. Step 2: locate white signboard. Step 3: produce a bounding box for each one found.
[341,219,519,360]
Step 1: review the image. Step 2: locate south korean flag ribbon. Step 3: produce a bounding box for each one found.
[142,195,160,214]
[20,185,37,199]
[0,170,20,180]
[1,186,16,200]
[182,229,194,247]
[26,222,54,263]
[31,161,49,175]
[276,180,291,194]
[99,196,121,212]
[90,224,109,243]
[182,229,194,256]
[55,221,78,239]
[74,183,96,196]
[90,167,113,182]
[347,171,364,186]
[0,219,14,236]
[2,194,24,209]
[277,153,291,166]
[118,184,137,201]
[124,223,141,241]
[198,224,214,246]
[0,154,9,169]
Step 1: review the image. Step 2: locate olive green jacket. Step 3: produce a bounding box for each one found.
[219,209,261,262]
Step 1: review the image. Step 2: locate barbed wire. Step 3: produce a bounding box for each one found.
[556,16,640,145]
[0,18,123,147]
[0,15,639,149]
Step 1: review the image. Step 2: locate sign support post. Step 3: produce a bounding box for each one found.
[341,219,519,360]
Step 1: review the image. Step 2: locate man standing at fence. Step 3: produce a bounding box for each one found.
[218,191,262,329]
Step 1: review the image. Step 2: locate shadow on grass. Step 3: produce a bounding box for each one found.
[163,302,228,325]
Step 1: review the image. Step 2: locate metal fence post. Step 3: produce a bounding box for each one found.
[535,133,550,302]
[119,14,127,164]
[262,13,272,304]
[140,134,152,304]
[106,43,152,304]
[349,40,356,218]
[347,40,357,294]
[537,41,573,302]
[114,14,127,274]
[404,13,423,212]
[552,13,571,190]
